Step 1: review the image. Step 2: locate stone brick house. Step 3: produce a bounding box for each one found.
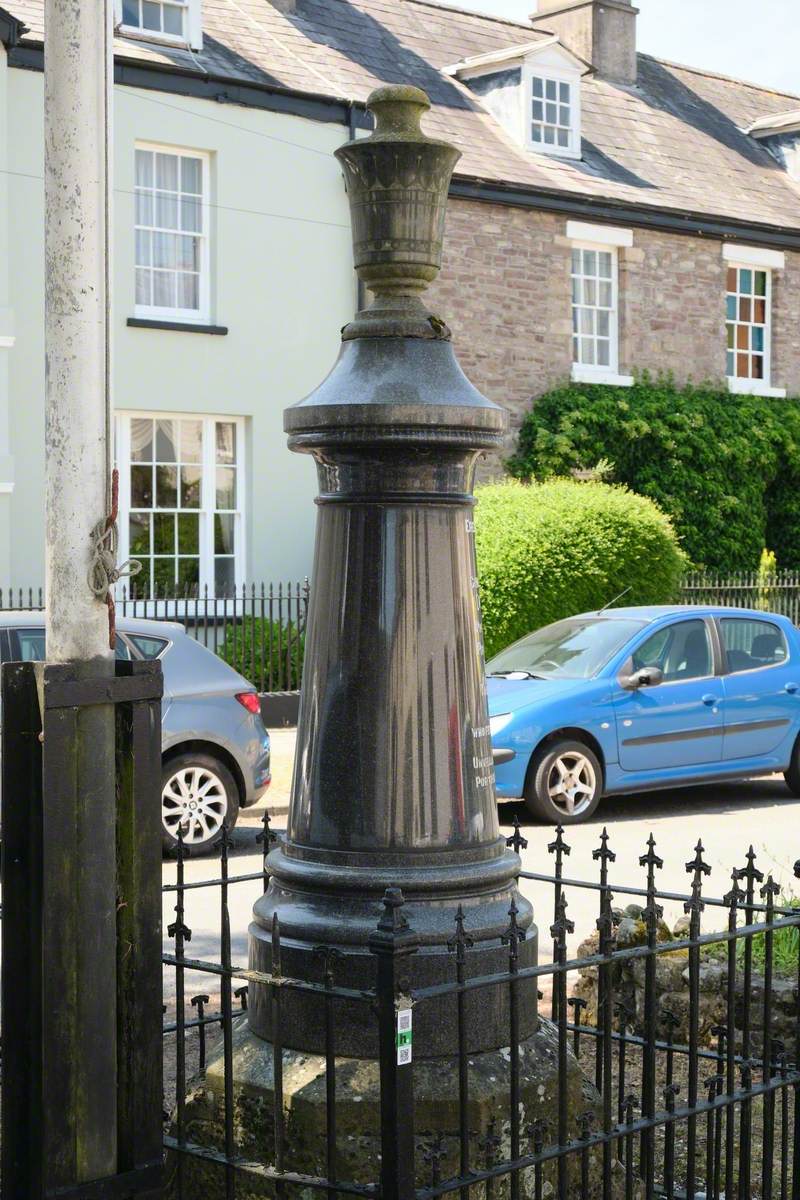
[2,0,800,582]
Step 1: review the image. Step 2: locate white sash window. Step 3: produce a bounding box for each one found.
[116,413,245,598]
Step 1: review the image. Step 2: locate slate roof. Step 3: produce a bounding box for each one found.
[6,0,800,231]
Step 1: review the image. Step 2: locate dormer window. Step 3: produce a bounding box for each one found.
[446,35,587,162]
[531,76,574,151]
[117,0,202,48]
[746,110,800,182]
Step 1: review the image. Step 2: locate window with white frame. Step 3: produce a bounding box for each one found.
[571,245,617,372]
[726,264,770,385]
[531,76,573,150]
[135,145,209,322]
[116,414,243,598]
[118,0,201,46]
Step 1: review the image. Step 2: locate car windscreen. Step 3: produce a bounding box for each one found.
[486,617,647,680]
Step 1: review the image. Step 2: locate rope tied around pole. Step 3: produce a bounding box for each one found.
[87,467,142,648]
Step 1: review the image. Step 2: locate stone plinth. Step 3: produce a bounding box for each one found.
[167,1016,629,1200]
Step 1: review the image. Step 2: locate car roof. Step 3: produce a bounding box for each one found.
[571,604,791,623]
[0,611,185,637]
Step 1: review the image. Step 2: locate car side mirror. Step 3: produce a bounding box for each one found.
[624,665,664,689]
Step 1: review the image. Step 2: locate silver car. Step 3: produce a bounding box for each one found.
[0,613,271,852]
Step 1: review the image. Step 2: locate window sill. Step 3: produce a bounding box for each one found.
[116,24,192,50]
[127,318,228,336]
[727,379,786,398]
[528,142,581,161]
[571,366,634,387]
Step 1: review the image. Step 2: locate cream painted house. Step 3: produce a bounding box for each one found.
[0,4,361,593]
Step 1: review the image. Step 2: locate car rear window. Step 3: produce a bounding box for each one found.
[720,617,787,673]
[16,628,45,661]
[127,633,168,660]
[12,627,137,662]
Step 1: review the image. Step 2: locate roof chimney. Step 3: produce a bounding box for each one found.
[531,0,638,86]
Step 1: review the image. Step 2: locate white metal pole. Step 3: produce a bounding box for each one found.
[44,0,113,663]
[43,0,118,1182]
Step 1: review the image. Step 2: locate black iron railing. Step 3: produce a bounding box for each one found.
[163,819,800,1199]
[681,569,800,623]
[0,581,310,694]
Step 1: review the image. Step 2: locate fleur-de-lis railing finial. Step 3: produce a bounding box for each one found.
[502,897,526,965]
[593,826,616,871]
[526,1117,549,1155]
[578,1110,595,1141]
[447,903,474,964]
[423,1132,446,1186]
[550,892,575,944]
[596,896,616,948]
[548,824,571,863]
[734,844,764,893]
[506,814,528,855]
[167,826,192,944]
[640,832,664,929]
[684,839,711,920]
[640,832,664,875]
[723,870,745,910]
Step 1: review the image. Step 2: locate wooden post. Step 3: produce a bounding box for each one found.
[1,660,164,1198]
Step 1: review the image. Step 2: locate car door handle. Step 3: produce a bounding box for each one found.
[786,682,799,694]
[701,694,719,707]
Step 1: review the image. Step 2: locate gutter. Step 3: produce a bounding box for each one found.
[5,39,373,129]
[0,5,27,46]
[449,177,800,252]
[4,35,799,250]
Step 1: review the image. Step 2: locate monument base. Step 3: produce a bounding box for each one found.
[166,1015,628,1199]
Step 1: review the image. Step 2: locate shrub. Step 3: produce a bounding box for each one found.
[507,377,800,572]
[218,618,305,691]
[474,478,687,658]
[756,547,778,612]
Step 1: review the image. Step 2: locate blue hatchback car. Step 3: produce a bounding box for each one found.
[488,605,800,824]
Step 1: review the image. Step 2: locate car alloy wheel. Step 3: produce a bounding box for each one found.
[162,764,229,846]
[545,750,597,818]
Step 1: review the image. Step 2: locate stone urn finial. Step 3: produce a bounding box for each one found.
[336,84,461,337]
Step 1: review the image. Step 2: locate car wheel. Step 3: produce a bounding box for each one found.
[784,738,800,797]
[524,738,602,825]
[161,752,240,855]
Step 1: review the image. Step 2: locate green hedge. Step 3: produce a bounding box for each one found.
[474,478,686,658]
[507,377,800,572]
[218,618,305,691]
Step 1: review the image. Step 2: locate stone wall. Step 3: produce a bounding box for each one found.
[428,202,572,467]
[773,253,800,395]
[572,906,799,1058]
[426,197,800,472]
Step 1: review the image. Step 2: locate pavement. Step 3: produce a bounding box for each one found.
[163,728,800,1002]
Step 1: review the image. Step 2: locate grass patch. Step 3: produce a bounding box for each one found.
[705,890,800,975]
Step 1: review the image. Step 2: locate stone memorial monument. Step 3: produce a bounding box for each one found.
[175,83,597,1200]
